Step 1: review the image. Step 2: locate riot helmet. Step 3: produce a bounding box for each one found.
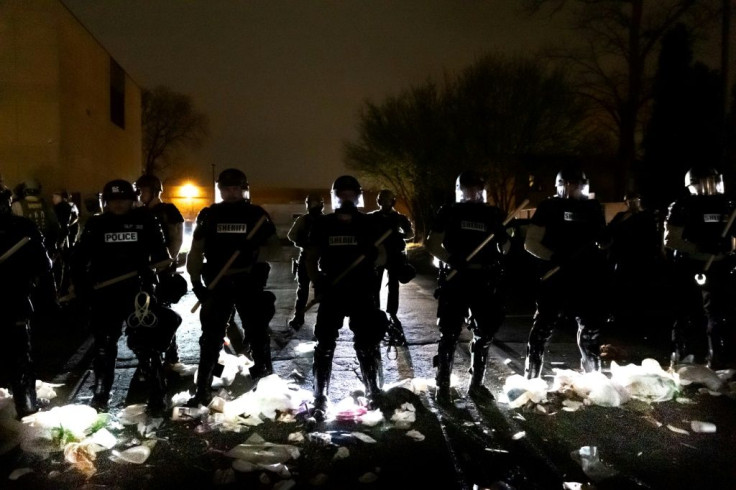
[555,166,590,199]
[217,168,250,201]
[377,189,396,209]
[331,175,364,209]
[685,167,723,196]
[455,170,487,203]
[305,193,324,212]
[623,191,643,212]
[0,188,11,215]
[22,178,41,197]
[102,179,138,202]
[135,174,163,193]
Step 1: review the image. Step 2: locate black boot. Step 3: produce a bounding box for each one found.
[288,309,305,330]
[524,347,544,380]
[187,346,219,407]
[90,342,116,412]
[356,345,384,409]
[311,346,333,422]
[707,319,730,370]
[249,337,274,382]
[90,371,114,412]
[578,324,601,373]
[468,339,494,402]
[12,373,38,419]
[434,340,455,406]
[140,351,168,416]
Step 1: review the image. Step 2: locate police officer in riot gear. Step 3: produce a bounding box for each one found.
[523,165,609,379]
[306,175,388,421]
[0,188,57,418]
[135,174,187,368]
[664,167,736,369]
[369,189,415,330]
[426,170,510,405]
[12,178,61,254]
[605,191,663,333]
[186,168,279,407]
[70,179,174,413]
[286,193,324,329]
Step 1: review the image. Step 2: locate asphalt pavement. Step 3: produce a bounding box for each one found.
[3,242,736,490]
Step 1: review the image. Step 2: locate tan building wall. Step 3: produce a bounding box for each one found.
[0,0,141,212]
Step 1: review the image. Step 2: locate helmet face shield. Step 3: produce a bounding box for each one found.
[455,171,487,203]
[556,181,590,200]
[685,168,724,196]
[455,187,487,203]
[688,175,724,196]
[331,190,364,210]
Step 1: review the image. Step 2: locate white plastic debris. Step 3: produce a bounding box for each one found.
[351,432,377,443]
[171,405,209,422]
[357,472,379,483]
[8,468,33,480]
[390,403,416,428]
[406,430,425,441]
[677,365,724,391]
[88,428,117,449]
[224,442,300,465]
[221,374,312,422]
[562,399,584,412]
[511,431,526,440]
[64,441,102,477]
[287,432,304,443]
[117,404,148,426]
[572,446,618,480]
[293,341,317,356]
[35,380,63,401]
[110,444,152,464]
[502,374,548,408]
[609,359,676,403]
[358,408,384,427]
[666,424,689,435]
[333,446,350,460]
[20,405,102,456]
[690,420,717,433]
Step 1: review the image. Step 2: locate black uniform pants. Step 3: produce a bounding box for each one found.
[294,254,312,312]
[671,260,736,364]
[527,267,608,371]
[314,286,388,351]
[436,271,505,347]
[198,274,275,370]
[0,311,36,411]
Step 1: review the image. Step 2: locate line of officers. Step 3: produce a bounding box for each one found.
[1,164,735,421]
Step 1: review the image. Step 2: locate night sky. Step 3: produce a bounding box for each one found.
[60,1,726,190]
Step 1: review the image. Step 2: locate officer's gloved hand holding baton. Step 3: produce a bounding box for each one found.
[695,208,736,286]
[444,198,529,282]
[190,214,268,313]
[60,257,176,303]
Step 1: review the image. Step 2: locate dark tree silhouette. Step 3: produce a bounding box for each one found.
[344,54,593,240]
[641,23,722,213]
[141,86,209,176]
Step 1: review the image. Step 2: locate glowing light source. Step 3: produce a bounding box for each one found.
[181,183,198,199]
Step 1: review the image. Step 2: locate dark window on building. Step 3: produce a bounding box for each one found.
[110,58,125,128]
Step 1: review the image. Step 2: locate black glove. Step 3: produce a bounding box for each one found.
[699,237,732,255]
[447,255,467,271]
[361,246,379,264]
[192,281,210,302]
[550,252,572,269]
